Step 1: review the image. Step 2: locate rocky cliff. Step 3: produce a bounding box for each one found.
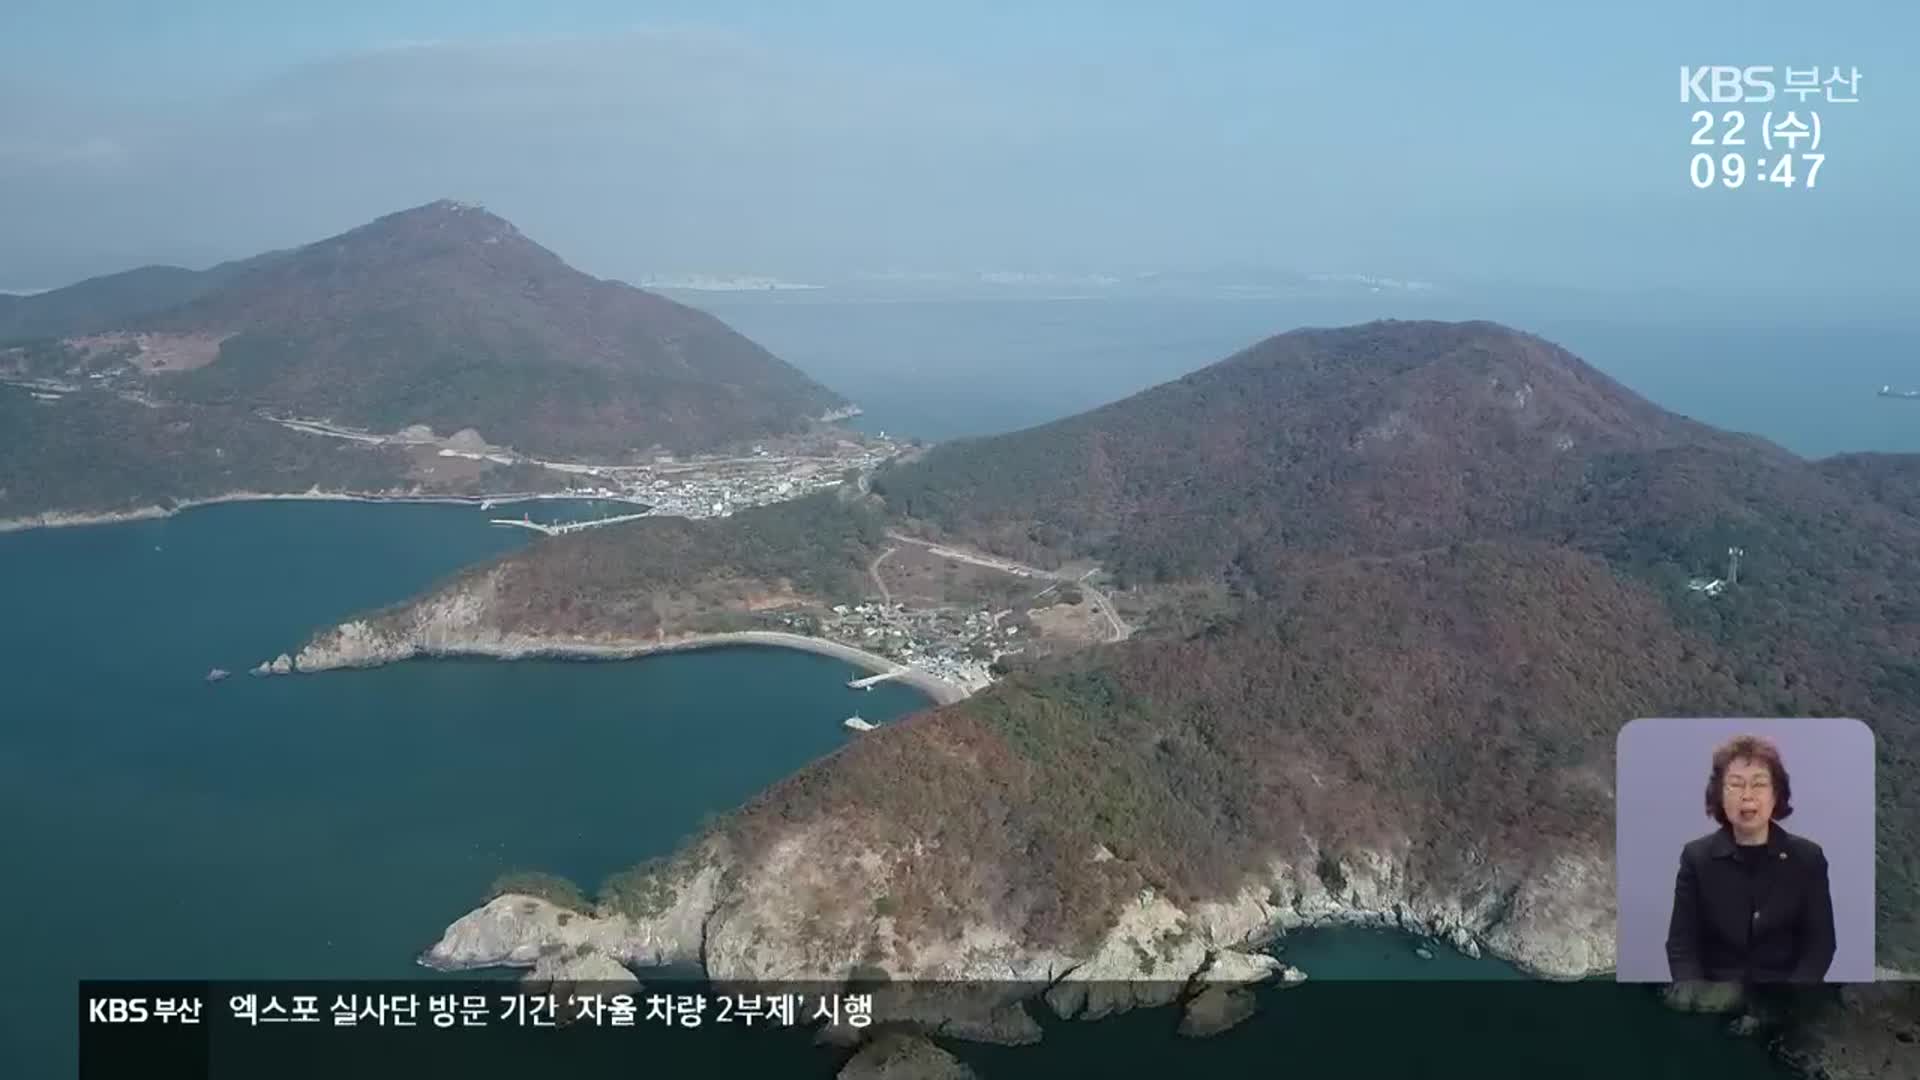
[423,820,1613,1045]
[381,318,1917,1080]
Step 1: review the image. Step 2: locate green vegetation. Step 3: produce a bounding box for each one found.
[598,859,679,920]
[0,385,560,519]
[1130,942,1157,976]
[728,539,1858,956]
[855,323,1920,965]
[774,331,1920,971]
[1,202,847,497]
[0,387,413,518]
[0,263,239,341]
[445,320,1919,972]
[141,202,844,458]
[1154,923,1194,961]
[453,491,886,640]
[485,856,716,925]
[0,338,84,376]
[486,870,592,914]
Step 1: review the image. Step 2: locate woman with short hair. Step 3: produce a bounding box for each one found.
[1665,734,1836,983]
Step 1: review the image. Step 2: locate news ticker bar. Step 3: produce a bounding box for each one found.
[78,975,1914,1033]
[81,980,877,1079]
[85,980,877,1033]
[79,978,1911,1079]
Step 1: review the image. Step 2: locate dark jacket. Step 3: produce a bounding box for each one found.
[1665,824,1836,983]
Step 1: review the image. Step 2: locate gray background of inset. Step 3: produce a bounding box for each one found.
[1615,717,1876,982]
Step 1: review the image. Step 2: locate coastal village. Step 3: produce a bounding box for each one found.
[775,600,1022,699]
[243,402,904,528]
[226,406,1098,704]
[766,535,1126,711]
[513,434,899,523]
[0,349,901,531]
[450,429,1121,709]
[23,351,1119,712]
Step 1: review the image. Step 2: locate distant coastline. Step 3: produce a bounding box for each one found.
[0,489,628,535]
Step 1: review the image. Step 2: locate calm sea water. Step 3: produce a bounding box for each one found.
[0,501,929,1074]
[0,503,1794,1078]
[700,295,1920,457]
[3,297,1844,1076]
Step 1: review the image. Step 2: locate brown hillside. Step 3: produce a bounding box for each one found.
[874,320,1782,578]
[130,201,846,458]
[363,319,1918,971]
[805,321,1920,965]
[728,542,1777,952]
[1816,452,1920,521]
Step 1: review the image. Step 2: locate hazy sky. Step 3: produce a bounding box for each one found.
[2,1,1913,302]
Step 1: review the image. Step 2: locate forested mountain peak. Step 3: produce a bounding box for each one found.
[3,201,848,459]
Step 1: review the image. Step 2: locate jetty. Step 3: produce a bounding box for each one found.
[847,667,911,689]
[843,714,878,732]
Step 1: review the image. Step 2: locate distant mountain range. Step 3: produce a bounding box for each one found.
[307,320,1916,1069]
[639,266,1443,302]
[0,201,848,461]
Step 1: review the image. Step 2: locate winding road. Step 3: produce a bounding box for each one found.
[884,530,1131,643]
[868,545,898,606]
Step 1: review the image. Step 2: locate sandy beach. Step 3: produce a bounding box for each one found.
[646,630,972,704]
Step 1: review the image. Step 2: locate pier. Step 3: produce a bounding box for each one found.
[847,667,910,689]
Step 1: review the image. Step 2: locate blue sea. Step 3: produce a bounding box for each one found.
[695,294,1920,458]
[3,296,1868,1076]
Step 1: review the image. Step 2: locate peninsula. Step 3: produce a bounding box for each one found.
[0,200,865,526]
[294,320,1919,1068]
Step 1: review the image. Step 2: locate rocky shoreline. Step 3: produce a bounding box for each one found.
[421,832,1615,1048]
[277,627,968,704]
[422,835,1916,1080]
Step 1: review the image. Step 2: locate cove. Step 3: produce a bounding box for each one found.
[0,501,929,1073]
[0,502,1792,1077]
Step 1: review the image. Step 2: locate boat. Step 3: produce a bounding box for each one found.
[843,714,878,732]
[1877,385,1920,399]
[205,668,230,683]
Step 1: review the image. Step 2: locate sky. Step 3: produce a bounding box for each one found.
[1,1,1913,307]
